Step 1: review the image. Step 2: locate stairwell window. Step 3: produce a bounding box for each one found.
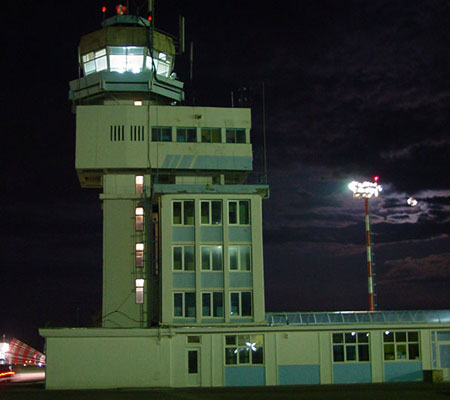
[135,176,144,194]
[135,207,144,231]
[136,243,144,268]
[176,127,197,142]
[228,200,250,225]
[135,279,144,304]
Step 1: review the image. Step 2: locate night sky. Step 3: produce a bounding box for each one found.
[3,0,449,351]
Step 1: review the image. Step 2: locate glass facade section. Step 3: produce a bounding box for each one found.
[383,331,420,361]
[224,334,264,365]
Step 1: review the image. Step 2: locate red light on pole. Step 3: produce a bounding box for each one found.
[101,6,107,13]
[373,176,379,182]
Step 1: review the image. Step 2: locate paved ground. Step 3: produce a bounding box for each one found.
[1,383,450,400]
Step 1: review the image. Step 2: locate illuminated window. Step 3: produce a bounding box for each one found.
[173,245,195,271]
[333,332,370,362]
[230,291,252,317]
[135,279,144,304]
[226,128,246,143]
[176,127,197,142]
[201,128,221,143]
[82,48,107,76]
[201,246,223,271]
[383,331,420,361]
[200,200,221,225]
[229,245,251,271]
[135,176,144,194]
[172,200,194,225]
[109,46,145,73]
[135,207,144,231]
[136,243,144,268]
[151,126,172,142]
[224,334,263,365]
[173,292,196,317]
[202,292,224,317]
[228,200,250,225]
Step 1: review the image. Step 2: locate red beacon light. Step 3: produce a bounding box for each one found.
[101,6,107,13]
[373,176,379,182]
[116,4,127,15]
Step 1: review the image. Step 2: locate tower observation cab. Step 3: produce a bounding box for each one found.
[71,10,269,330]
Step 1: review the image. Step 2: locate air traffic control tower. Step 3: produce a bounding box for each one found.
[70,11,269,329]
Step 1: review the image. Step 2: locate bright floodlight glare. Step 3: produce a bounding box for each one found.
[407,197,418,206]
[348,180,383,198]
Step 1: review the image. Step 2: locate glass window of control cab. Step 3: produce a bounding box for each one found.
[176,127,197,142]
[228,200,250,225]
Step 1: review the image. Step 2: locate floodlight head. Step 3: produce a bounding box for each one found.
[348,180,382,199]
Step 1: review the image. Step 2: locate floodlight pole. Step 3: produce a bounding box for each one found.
[364,197,374,312]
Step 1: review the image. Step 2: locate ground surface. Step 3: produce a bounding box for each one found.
[1,383,450,400]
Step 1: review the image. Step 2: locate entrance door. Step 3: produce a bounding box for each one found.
[187,349,201,386]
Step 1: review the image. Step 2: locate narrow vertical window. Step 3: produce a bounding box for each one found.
[202,293,211,317]
[135,279,144,304]
[174,293,183,316]
[136,243,144,267]
[135,207,144,231]
[135,175,144,194]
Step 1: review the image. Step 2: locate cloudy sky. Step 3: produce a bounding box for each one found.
[3,0,449,350]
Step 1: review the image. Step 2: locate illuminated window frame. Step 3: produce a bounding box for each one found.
[136,243,144,268]
[135,175,144,194]
[201,245,223,271]
[224,334,264,365]
[332,332,370,363]
[383,331,420,361]
[201,128,222,143]
[135,279,144,304]
[135,207,144,231]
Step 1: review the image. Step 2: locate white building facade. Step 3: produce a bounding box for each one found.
[40,12,450,389]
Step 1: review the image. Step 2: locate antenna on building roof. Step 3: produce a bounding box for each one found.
[262,82,268,183]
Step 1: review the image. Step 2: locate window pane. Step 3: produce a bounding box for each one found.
[201,202,210,224]
[177,130,186,142]
[252,347,264,364]
[225,335,236,345]
[212,246,223,270]
[211,129,221,143]
[384,331,394,342]
[358,344,370,361]
[384,344,395,360]
[136,215,144,231]
[201,129,210,142]
[211,201,222,225]
[230,293,240,315]
[173,202,181,224]
[333,333,344,344]
[202,293,211,316]
[213,292,223,317]
[358,332,369,343]
[173,247,182,270]
[239,348,250,364]
[396,344,407,360]
[201,247,210,270]
[184,246,195,271]
[333,345,344,362]
[396,332,407,342]
[346,345,357,361]
[236,129,245,143]
[229,202,237,224]
[345,333,357,343]
[409,343,420,360]
[187,129,196,142]
[174,293,183,316]
[229,247,238,270]
[241,292,252,316]
[225,348,237,364]
[226,130,235,143]
[162,127,171,141]
[408,332,419,342]
[188,350,198,374]
[152,128,160,141]
[184,201,194,225]
[239,201,249,224]
[185,292,196,317]
[240,245,251,271]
